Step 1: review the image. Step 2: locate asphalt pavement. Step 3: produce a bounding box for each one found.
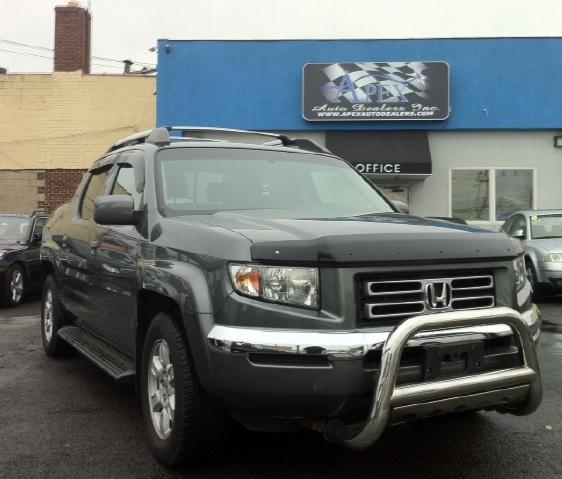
[0,298,560,479]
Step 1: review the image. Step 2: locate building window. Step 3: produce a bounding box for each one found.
[451,170,490,221]
[451,168,534,222]
[494,169,534,221]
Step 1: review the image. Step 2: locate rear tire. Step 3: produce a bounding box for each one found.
[140,312,226,466]
[2,264,26,307]
[41,275,73,357]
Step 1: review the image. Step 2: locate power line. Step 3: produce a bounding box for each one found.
[92,63,124,70]
[0,47,125,70]
[0,38,156,67]
[0,38,52,52]
[92,55,155,67]
[0,47,52,60]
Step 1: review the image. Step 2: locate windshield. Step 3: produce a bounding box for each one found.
[530,214,562,239]
[0,216,30,241]
[156,148,394,218]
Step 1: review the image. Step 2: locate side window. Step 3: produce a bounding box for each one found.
[111,165,142,209]
[501,218,513,235]
[32,217,47,241]
[80,170,112,220]
[500,218,510,234]
[511,215,527,236]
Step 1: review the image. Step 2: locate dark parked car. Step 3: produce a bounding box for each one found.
[0,212,48,306]
[40,127,542,466]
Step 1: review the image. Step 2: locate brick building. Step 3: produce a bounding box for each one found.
[0,2,155,213]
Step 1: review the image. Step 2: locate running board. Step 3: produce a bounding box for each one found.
[58,326,135,381]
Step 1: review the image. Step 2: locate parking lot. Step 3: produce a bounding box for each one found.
[0,298,560,479]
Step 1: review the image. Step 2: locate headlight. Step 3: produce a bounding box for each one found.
[0,250,6,259]
[229,264,319,309]
[513,256,527,291]
[542,253,562,263]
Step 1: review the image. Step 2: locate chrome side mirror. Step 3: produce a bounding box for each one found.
[512,229,526,240]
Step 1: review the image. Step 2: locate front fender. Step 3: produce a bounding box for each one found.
[40,241,62,282]
[139,259,216,314]
[0,250,27,278]
[138,260,227,391]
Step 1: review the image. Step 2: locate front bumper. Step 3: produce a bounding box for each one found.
[209,305,541,359]
[208,305,542,449]
[538,263,562,288]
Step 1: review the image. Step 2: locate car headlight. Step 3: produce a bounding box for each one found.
[0,250,6,259]
[542,253,562,263]
[229,264,319,309]
[513,256,527,291]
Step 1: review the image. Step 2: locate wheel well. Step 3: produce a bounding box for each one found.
[136,290,183,384]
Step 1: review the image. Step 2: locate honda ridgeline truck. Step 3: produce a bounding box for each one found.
[40,127,542,466]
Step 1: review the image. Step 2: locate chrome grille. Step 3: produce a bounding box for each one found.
[361,272,495,323]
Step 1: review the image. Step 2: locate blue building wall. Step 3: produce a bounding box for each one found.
[157,38,562,131]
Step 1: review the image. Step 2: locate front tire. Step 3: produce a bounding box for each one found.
[140,312,226,466]
[3,264,26,307]
[41,275,73,357]
[526,260,547,301]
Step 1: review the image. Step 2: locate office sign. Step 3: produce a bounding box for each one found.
[303,62,450,121]
[325,131,432,176]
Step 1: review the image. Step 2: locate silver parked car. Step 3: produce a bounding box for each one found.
[501,210,562,297]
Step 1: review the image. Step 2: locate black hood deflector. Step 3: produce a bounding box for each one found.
[250,233,522,265]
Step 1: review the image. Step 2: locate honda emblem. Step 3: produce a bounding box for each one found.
[425,281,452,310]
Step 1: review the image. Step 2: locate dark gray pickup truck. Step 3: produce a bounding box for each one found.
[40,127,542,466]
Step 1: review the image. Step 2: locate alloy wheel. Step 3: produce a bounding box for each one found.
[147,339,176,439]
[10,270,24,304]
[526,264,534,291]
[43,289,54,342]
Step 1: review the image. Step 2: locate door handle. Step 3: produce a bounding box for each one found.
[60,255,80,268]
[90,239,99,254]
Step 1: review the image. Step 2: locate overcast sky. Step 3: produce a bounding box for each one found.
[0,0,560,74]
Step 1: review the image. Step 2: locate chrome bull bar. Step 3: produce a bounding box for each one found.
[339,307,542,451]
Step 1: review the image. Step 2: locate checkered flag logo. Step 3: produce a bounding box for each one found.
[321,62,429,103]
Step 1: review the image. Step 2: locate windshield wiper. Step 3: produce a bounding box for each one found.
[533,236,562,239]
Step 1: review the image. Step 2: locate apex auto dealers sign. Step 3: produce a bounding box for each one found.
[302,62,450,121]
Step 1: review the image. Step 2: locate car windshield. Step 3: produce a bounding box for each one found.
[0,216,30,241]
[530,214,562,239]
[156,148,394,218]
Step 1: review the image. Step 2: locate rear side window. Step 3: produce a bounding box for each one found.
[80,170,112,220]
[32,217,48,239]
[510,215,527,236]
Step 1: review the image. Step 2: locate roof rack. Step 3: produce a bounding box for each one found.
[106,126,331,154]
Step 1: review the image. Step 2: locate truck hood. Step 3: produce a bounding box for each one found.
[0,240,24,252]
[185,212,522,264]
